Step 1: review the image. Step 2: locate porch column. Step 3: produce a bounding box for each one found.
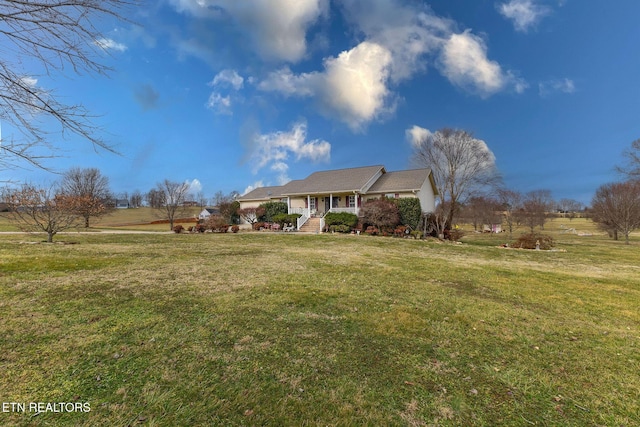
[307,194,311,217]
[329,193,333,212]
[287,196,291,214]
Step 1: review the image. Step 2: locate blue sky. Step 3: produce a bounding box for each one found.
[3,0,640,204]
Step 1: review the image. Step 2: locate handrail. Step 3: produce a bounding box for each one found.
[297,214,309,230]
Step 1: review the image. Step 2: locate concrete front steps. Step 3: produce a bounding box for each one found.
[298,217,322,233]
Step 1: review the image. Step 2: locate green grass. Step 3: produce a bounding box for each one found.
[0,225,638,426]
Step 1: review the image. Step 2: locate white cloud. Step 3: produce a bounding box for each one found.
[206,70,244,114]
[210,69,244,90]
[247,121,330,183]
[259,41,394,131]
[539,78,576,97]
[259,0,523,130]
[206,93,232,114]
[439,30,522,97]
[185,179,203,195]
[20,77,38,87]
[169,0,328,62]
[405,125,433,148]
[498,0,550,32]
[95,38,128,52]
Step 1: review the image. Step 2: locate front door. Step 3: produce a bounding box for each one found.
[325,197,331,214]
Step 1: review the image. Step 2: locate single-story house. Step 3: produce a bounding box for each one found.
[198,207,220,220]
[115,199,130,209]
[238,165,437,230]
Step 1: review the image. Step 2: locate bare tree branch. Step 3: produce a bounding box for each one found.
[0,0,137,170]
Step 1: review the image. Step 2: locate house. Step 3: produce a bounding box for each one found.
[198,207,220,220]
[238,165,437,231]
[115,199,130,209]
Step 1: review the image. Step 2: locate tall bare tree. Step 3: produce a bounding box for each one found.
[520,189,554,232]
[60,167,112,227]
[591,180,640,245]
[616,138,640,180]
[155,179,190,230]
[129,190,143,208]
[2,183,82,242]
[0,0,135,170]
[412,128,501,237]
[497,188,522,238]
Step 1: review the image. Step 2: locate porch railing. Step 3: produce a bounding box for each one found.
[327,207,358,215]
[297,214,309,230]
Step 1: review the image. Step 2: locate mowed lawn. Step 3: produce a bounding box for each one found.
[0,226,638,426]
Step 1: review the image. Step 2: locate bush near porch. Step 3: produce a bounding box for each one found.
[324,212,359,233]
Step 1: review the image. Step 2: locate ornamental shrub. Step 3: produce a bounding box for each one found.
[395,198,422,229]
[513,233,554,250]
[173,225,184,234]
[258,201,288,222]
[324,212,358,230]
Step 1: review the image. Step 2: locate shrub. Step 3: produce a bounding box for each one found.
[329,224,352,233]
[445,228,465,241]
[360,199,400,230]
[272,213,302,228]
[195,224,207,233]
[365,226,379,236]
[324,212,358,231]
[395,198,422,229]
[231,225,240,233]
[173,225,184,234]
[513,233,554,250]
[206,215,229,233]
[258,201,288,222]
[253,222,265,231]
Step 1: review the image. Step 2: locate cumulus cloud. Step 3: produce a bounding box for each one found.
[206,70,244,114]
[95,38,128,52]
[259,0,523,130]
[539,78,576,97]
[246,121,330,183]
[439,30,524,97]
[259,41,394,131]
[185,178,203,195]
[169,0,327,62]
[405,125,433,148]
[211,69,244,90]
[498,0,550,32]
[206,93,232,114]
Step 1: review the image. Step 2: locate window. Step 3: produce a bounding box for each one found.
[310,197,316,210]
[348,195,356,208]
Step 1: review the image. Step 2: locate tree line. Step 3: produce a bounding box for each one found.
[411,129,640,244]
[1,168,240,241]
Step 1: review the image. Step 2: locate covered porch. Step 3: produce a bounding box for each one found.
[287,193,362,230]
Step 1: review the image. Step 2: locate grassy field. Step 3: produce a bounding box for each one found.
[0,220,638,426]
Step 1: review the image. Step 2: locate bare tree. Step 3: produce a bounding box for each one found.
[0,0,135,170]
[497,188,522,238]
[462,196,502,231]
[360,198,400,231]
[520,189,554,232]
[2,183,82,242]
[591,180,640,245]
[60,167,112,227]
[145,188,164,208]
[238,207,264,226]
[412,128,501,237]
[616,139,640,180]
[129,190,143,208]
[557,198,584,220]
[155,180,190,230]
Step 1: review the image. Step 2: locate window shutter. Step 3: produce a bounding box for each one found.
[305,198,308,208]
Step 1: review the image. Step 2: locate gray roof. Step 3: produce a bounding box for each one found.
[281,165,385,195]
[367,169,433,193]
[238,185,287,201]
[238,165,436,200]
